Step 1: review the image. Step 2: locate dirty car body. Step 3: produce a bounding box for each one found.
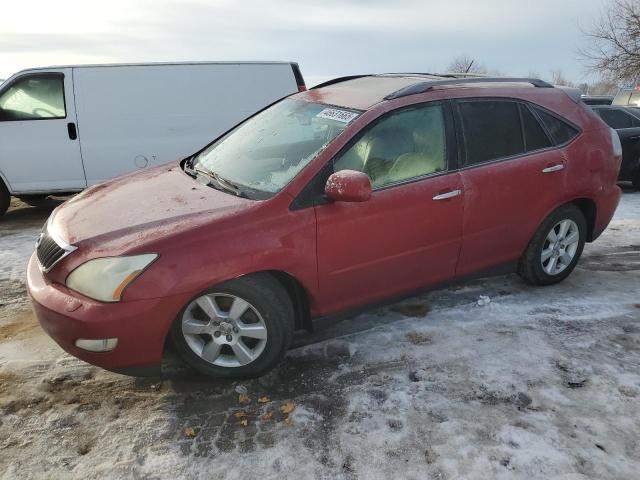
[28,74,622,378]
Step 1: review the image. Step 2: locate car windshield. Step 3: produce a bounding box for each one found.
[192,99,361,197]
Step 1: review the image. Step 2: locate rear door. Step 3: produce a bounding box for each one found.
[314,102,464,315]
[0,69,85,193]
[455,99,579,276]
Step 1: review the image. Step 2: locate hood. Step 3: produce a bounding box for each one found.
[50,164,255,252]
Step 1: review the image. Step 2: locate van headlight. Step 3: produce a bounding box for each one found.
[66,254,158,302]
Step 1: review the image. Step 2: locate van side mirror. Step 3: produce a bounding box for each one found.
[324,170,372,203]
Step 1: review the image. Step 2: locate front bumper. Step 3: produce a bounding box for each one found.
[27,253,193,376]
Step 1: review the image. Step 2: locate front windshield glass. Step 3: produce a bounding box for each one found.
[192,99,361,195]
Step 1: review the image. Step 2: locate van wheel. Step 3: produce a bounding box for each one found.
[170,273,294,379]
[518,205,586,286]
[0,181,9,216]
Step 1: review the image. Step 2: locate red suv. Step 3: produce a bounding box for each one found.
[28,75,622,378]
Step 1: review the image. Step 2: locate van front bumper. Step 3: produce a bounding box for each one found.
[27,253,192,376]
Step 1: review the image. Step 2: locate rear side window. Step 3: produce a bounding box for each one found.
[596,108,640,129]
[520,104,552,151]
[458,100,524,166]
[531,106,579,145]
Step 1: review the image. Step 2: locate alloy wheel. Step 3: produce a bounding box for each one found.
[540,219,580,276]
[181,293,268,367]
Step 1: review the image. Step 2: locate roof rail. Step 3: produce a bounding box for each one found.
[310,75,371,89]
[384,77,554,100]
[311,72,481,90]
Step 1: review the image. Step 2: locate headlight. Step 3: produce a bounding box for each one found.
[66,254,158,302]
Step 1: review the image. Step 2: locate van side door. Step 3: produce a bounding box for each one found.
[0,69,85,193]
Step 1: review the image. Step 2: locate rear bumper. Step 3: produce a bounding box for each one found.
[27,253,193,376]
[592,185,622,241]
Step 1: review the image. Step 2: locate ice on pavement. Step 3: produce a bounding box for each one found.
[0,192,639,479]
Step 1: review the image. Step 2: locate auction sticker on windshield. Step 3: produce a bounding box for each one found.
[316,108,360,123]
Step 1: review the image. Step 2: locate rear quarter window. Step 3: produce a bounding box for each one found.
[520,104,552,152]
[531,106,580,145]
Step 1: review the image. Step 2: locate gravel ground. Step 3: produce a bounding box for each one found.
[0,190,639,480]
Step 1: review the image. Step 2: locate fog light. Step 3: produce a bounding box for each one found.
[75,338,118,352]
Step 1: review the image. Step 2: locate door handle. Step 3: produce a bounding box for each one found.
[542,164,564,173]
[432,189,462,201]
[67,122,77,140]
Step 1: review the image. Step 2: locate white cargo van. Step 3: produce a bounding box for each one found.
[0,61,306,215]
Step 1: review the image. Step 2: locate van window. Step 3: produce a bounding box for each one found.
[333,104,447,189]
[596,108,640,129]
[531,107,579,145]
[0,74,66,121]
[520,104,552,152]
[458,100,524,166]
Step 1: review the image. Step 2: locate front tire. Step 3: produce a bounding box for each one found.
[518,205,586,286]
[170,273,294,379]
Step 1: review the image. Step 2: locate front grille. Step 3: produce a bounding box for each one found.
[36,224,75,272]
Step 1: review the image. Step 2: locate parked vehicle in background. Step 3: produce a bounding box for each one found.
[581,95,614,106]
[613,85,640,106]
[28,74,621,379]
[591,105,640,188]
[0,62,306,215]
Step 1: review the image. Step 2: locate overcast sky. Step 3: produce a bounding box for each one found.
[1,0,609,85]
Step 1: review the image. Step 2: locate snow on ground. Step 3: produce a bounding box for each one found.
[0,191,639,479]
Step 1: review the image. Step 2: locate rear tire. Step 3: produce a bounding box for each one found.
[170,273,294,379]
[632,171,640,190]
[518,205,586,286]
[0,181,9,217]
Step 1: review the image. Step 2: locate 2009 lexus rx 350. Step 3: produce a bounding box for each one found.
[28,74,622,378]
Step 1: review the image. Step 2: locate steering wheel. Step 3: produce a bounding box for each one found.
[33,107,56,118]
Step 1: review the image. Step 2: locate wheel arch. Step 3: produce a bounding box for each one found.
[262,270,313,333]
[571,197,597,242]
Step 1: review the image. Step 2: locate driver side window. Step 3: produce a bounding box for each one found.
[333,103,446,189]
[0,74,66,121]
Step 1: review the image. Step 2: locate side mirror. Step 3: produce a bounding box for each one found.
[324,170,372,203]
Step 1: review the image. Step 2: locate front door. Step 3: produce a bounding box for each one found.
[0,69,85,193]
[314,102,464,315]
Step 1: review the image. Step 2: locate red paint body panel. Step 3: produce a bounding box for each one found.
[315,172,463,315]
[457,149,570,276]
[27,77,622,373]
[28,254,192,370]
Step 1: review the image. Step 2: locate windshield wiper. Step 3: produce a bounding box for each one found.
[183,156,198,178]
[193,167,248,198]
